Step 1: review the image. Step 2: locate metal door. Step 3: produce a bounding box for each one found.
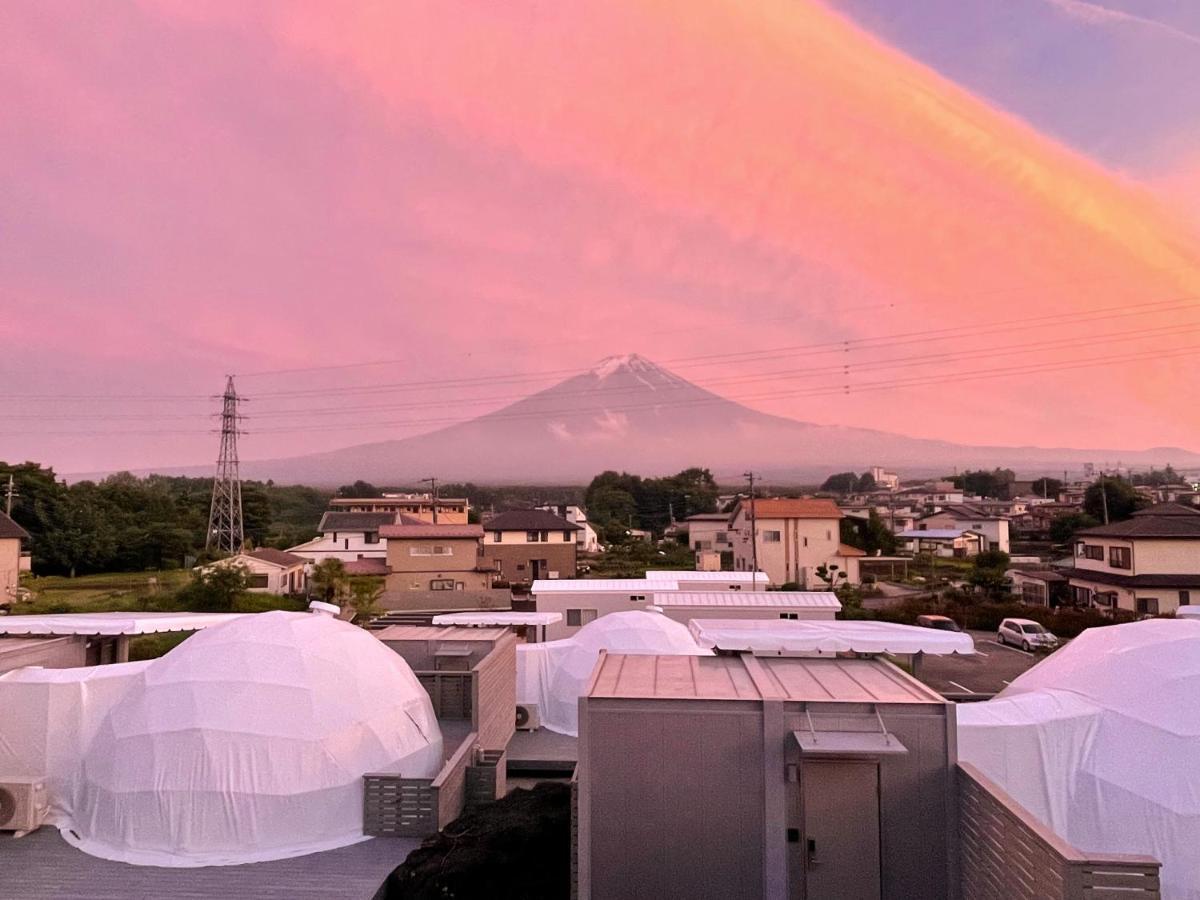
[802,760,881,900]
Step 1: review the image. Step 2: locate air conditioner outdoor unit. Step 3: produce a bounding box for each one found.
[0,776,49,837]
[515,703,541,731]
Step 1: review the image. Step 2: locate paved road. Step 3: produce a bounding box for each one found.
[914,629,1049,697]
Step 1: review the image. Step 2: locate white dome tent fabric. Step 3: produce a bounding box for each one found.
[958,620,1200,899]
[62,610,443,867]
[517,609,711,736]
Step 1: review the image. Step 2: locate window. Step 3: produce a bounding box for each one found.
[527,531,541,542]
[763,530,781,543]
[779,613,799,620]
[566,608,598,627]
[516,563,526,571]
[629,594,646,602]
[826,530,832,541]
[1181,591,1192,606]
[430,579,455,591]
[1071,585,1092,605]
[248,574,269,588]
[1109,546,1131,570]
[344,539,349,550]
[493,531,503,543]
[1136,597,1159,615]
[433,545,452,556]
[364,532,380,544]
[563,531,572,542]
[715,531,728,543]
[1081,544,1105,561]
[1021,582,1047,605]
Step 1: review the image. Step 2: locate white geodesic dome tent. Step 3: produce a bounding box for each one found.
[62,610,443,867]
[517,609,710,736]
[958,619,1200,900]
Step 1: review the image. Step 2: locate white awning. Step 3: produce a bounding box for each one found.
[687,619,975,655]
[431,611,563,626]
[0,612,247,636]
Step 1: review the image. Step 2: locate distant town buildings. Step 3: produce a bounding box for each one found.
[328,492,469,524]
[729,497,864,588]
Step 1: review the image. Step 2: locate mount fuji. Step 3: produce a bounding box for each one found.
[227,354,1199,485]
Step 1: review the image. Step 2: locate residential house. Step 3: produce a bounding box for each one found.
[895,481,965,510]
[0,510,30,606]
[537,504,603,553]
[684,512,736,571]
[328,493,469,524]
[204,548,309,594]
[482,510,580,583]
[286,511,396,564]
[729,497,864,588]
[916,504,1010,553]
[379,522,495,593]
[897,529,985,558]
[1011,502,1084,540]
[1008,569,1069,607]
[1067,502,1200,615]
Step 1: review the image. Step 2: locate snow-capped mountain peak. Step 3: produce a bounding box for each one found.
[590,353,658,378]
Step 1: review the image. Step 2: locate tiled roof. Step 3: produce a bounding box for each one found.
[0,511,30,541]
[919,504,1003,521]
[343,558,391,576]
[1066,567,1200,589]
[246,548,308,568]
[317,511,397,532]
[837,543,867,557]
[1131,502,1200,517]
[1075,508,1200,539]
[483,510,580,531]
[732,498,843,520]
[379,523,484,539]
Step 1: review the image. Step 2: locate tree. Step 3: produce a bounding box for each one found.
[1049,512,1099,544]
[951,469,1016,499]
[820,472,860,494]
[337,480,381,498]
[1084,477,1144,523]
[349,576,385,625]
[1031,477,1063,499]
[840,510,897,556]
[966,549,1011,598]
[814,563,847,591]
[857,472,877,492]
[175,563,249,612]
[311,558,350,604]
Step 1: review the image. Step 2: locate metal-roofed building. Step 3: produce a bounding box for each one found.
[643,569,770,590]
[649,590,840,624]
[576,651,956,899]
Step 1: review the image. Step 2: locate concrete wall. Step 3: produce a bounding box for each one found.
[0,537,20,601]
[0,635,87,673]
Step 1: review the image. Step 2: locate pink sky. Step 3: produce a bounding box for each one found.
[2,0,1199,474]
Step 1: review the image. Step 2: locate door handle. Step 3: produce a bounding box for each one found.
[807,838,819,868]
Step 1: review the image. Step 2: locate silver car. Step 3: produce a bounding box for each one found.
[998,618,1058,652]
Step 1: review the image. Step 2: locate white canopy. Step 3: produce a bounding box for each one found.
[61,610,443,867]
[0,612,246,636]
[517,610,710,736]
[432,611,563,626]
[958,620,1200,899]
[687,619,975,655]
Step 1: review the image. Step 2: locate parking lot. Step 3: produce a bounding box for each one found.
[913,629,1051,697]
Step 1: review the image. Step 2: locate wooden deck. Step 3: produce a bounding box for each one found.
[0,828,417,900]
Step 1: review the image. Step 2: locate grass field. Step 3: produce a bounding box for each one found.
[14,569,192,615]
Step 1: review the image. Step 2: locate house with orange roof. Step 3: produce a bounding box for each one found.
[728,497,864,589]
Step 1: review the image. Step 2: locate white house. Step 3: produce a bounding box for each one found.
[897,529,985,558]
[1067,503,1200,616]
[537,505,603,553]
[916,505,1010,554]
[202,548,309,595]
[683,513,736,570]
[728,497,864,589]
[287,511,398,564]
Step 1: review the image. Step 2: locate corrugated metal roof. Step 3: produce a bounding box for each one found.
[588,653,940,703]
[644,570,769,582]
[0,612,246,636]
[650,591,841,608]
[374,625,510,642]
[531,578,672,593]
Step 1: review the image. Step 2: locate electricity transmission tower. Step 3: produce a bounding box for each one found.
[206,375,245,554]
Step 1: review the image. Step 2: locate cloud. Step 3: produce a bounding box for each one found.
[1041,0,1200,48]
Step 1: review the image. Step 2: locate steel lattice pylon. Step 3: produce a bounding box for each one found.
[206,375,244,554]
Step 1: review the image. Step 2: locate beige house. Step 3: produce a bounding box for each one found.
[0,511,30,607]
[482,510,579,584]
[1067,503,1200,616]
[684,512,736,570]
[328,493,469,524]
[203,548,308,594]
[729,498,863,588]
[916,504,1011,553]
[380,522,495,593]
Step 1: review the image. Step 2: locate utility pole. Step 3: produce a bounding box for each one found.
[206,375,245,554]
[4,474,16,517]
[745,471,759,589]
[421,476,439,524]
